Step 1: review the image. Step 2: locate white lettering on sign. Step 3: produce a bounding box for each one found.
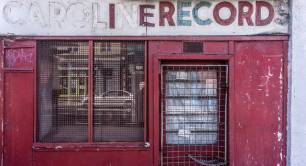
[0,0,289,36]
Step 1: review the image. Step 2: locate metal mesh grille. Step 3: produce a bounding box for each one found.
[93,41,145,142]
[37,41,88,142]
[161,65,228,166]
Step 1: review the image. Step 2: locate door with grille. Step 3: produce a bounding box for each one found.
[161,64,228,166]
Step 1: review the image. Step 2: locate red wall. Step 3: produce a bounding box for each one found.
[0,37,288,166]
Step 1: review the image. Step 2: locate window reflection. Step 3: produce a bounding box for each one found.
[93,41,144,142]
[163,67,223,145]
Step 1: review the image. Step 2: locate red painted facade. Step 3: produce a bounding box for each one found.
[0,36,288,166]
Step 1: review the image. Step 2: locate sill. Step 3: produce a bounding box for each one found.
[33,142,150,152]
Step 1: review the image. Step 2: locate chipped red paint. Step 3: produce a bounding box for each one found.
[148,39,287,166]
[0,36,288,166]
[281,40,289,166]
[231,41,285,165]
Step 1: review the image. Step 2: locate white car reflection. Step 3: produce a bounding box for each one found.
[83,90,136,123]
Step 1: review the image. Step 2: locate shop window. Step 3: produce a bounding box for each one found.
[93,41,144,142]
[161,65,228,165]
[37,41,145,143]
[37,41,89,142]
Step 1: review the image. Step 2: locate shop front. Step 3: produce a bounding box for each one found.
[0,0,289,166]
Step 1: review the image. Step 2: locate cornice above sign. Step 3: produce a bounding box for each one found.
[0,0,289,36]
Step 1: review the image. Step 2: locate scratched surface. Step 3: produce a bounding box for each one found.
[0,0,288,36]
[232,41,285,166]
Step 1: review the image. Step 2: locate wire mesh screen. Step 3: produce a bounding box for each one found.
[161,65,228,166]
[37,41,89,142]
[93,41,145,142]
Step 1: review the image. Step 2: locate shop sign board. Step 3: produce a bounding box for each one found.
[0,0,289,36]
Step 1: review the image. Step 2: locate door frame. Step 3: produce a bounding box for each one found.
[150,54,233,165]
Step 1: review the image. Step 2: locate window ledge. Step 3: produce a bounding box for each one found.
[33,142,150,152]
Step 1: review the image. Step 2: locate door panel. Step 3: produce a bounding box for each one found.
[4,73,34,166]
[161,65,228,166]
[3,40,35,166]
[231,41,285,166]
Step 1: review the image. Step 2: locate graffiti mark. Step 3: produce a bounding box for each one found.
[5,48,33,68]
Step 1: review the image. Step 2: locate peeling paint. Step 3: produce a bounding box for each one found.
[55,146,63,149]
[238,122,242,128]
[278,132,282,142]
[245,93,251,101]
[259,66,274,97]
[274,0,289,25]
[280,151,283,160]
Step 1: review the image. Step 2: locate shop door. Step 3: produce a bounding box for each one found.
[149,39,287,166]
[160,63,228,166]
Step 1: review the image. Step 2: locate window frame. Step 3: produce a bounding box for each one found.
[161,64,228,145]
[160,64,228,165]
[151,55,231,165]
[33,40,148,150]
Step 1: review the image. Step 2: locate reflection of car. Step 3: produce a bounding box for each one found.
[83,90,136,123]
